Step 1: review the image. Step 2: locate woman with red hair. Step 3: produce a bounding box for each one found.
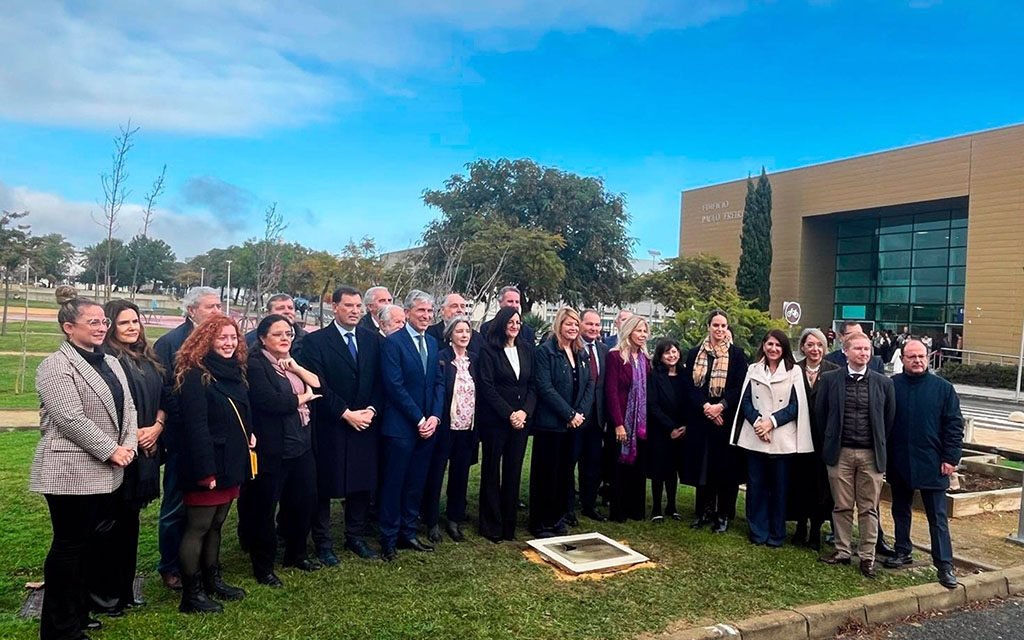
[174,315,255,614]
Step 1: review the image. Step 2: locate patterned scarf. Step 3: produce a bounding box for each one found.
[620,352,649,465]
[262,349,310,427]
[691,336,731,398]
[451,355,475,431]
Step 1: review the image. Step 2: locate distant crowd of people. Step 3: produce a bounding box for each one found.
[29,284,965,639]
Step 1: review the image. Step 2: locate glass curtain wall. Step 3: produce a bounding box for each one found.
[833,205,967,335]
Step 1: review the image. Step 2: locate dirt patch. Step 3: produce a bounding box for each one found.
[950,472,1021,493]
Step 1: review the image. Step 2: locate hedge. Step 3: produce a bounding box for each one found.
[937,362,1020,389]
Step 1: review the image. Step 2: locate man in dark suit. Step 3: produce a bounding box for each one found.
[426,292,482,353]
[154,286,222,591]
[825,321,885,373]
[571,309,610,522]
[245,293,308,358]
[378,290,444,560]
[298,285,383,563]
[480,286,536,347]
[885,340,963,589]
[602,309,634,348]
[357,286,392,336]
[815,331,895,578]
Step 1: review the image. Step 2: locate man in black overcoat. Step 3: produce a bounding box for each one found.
[884,339,963,589]
[298,285,383,563]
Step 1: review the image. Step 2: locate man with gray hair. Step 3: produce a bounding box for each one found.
[426,292,482,353]
[358,286,393,336]
[377,304,406,337]
[154,286,222,591]
[244,293,308,358]
[603,309,634,348]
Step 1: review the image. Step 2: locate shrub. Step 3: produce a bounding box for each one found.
[937,362,1020,389]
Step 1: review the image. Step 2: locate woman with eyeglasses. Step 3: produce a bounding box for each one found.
[174,315,254,613]
[238,314,322,587]
[31,287,137,640]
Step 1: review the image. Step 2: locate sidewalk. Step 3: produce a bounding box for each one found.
[955,383,1023,404]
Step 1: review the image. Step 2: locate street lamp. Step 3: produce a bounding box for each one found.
[647,249,662,321]
[200,267,205,287]
[225,260,233,316]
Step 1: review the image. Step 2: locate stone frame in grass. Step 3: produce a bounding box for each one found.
[527,532,649,575]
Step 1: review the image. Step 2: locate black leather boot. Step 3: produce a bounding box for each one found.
[179,573,223,614]
[203,565,246,601]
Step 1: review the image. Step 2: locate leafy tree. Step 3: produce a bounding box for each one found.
[31,233,76,285]
[1,210,31,336]
[126,236,176,292]
[624,253,732,312]
[80,239,132,291]
[735,167,773,311]
[422,158,634,311]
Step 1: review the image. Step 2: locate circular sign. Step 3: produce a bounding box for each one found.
[783,301,802,325]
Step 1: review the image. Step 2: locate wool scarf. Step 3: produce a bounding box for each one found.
[691,337,731,398]
[620,352,649,465]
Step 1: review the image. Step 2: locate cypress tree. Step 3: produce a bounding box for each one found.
[735,167,773,311]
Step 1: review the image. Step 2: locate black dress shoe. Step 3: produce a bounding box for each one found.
[552,522,569,536]
[860,559,877,579]
[345,539,380,560]
[938,566,958,589]
[690,514,712,530]
[256,573,284,588]
[397,537,434,552]
[565,513,579,527]
[819,552,852,565]
[883,553,913,569]
[381,546,398,562]
[446,521,465,542]
[283,558,322,572]
[582,509,608,522]
[711,517,729,534]
[317,549,340,567]
[875,539,897,559]
[427,525,443,544]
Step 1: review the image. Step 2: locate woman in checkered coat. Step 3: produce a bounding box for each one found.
[30,287,138,640]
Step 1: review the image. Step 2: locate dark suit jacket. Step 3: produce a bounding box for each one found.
[477,342,536,431]
[245,325,307,360]
[814,368,896,473]
[436,346,480,432]
[798,358,840,452]
[647,370,687,436]
[532,338,595,433]
[357,312,382,336]
[381,328,443,439]
[297,324,382,496]
[582,340,609,428]
[480,318,536,348]
[888,372,964,490]
[824,349,885,373]
[426,321,483,355]
[247,350,315,475]
[153,318,194,452]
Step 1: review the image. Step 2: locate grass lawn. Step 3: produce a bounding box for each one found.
[0,357,45,408]
[0,431,932,640]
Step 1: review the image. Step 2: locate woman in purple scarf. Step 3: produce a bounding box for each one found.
[605,315,651,522]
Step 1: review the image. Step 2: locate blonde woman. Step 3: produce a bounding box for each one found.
[604,315,651,522]
[530,308,594,537]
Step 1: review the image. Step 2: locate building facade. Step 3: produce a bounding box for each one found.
[679,124,1024,356]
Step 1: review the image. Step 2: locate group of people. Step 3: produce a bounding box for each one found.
[30,283,965,640]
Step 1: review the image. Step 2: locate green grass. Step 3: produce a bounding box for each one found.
[0,356,44,408]
[0,431,932,640]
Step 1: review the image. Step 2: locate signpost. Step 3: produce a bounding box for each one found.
[783,301,802,340]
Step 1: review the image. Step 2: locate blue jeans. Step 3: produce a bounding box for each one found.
[156,451,186,575]
[745,452,791,546]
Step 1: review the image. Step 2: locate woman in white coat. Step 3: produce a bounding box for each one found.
[730,329,812,548]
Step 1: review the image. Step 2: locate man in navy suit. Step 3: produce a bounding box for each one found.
[378,290,444,560]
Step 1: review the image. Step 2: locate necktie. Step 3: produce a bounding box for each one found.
[416,334,428,373]
[588,343,599,382]
[345,332,358,361]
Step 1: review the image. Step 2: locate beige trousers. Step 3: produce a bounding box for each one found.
[827,447,884,562]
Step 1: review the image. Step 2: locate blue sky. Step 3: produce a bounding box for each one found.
[1,1,1021,261]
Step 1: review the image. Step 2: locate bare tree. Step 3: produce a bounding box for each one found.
[423,236,509,325]
[0,210,31,336]
[252,203,287,316]
[97,120,139,302]
[129,164,166,300]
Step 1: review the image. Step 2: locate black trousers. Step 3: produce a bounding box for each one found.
[312,490,373,551]
[890,483,954,569]
[239,449,316,576]
[569,417,604,515]
[85,497,140,612]
[611,460,647,522]
[478,424,528,540]
[529,430,574,533]
[695,482,739,520]
[421,429,475,525]
[41,493,116,640]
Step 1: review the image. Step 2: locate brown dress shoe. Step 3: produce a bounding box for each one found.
[818,552,851,565]
[860,559,877,578]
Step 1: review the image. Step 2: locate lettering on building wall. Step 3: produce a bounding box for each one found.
[699,200,744,224]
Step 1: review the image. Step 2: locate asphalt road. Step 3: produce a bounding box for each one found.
[960,398,1024,432]
[867,597,1024,639]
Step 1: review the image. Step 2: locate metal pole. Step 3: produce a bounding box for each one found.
[1016,308,1024,402]
[225,261,232,317]
[200,267,205,287]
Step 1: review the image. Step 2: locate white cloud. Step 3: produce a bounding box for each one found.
[0,1,746,134]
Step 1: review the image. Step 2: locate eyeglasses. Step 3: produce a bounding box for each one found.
[904,355,928,360]
[268,332,295,339]
[78,318,112,328]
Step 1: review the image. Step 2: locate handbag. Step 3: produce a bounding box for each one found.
[227,398,258,479]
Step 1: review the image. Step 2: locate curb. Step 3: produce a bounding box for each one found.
[661,565,1024,640]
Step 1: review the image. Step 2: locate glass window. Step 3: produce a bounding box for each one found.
[911,286,947,304]
[913,229,951,250]
[911,305,946,322]
[877,287,909,303]
[950,227,967,247]
[949,247,967,266]
[837,270,874,286]
[950,210,968,227]
[838,236,874,254]
[837,253,873,270]
[837,304,869,319]
[879,233,912,251]
[879,269,911,285]
[914,211,951,230]
[912,267,948,286]
[913,249,949,268]
[948,267,966,286]
[835,287,872,303]
[948,305,965,322]
[876,304,909,322]
[838,219,878,238]
[948,286,965,304]
[878,251,912,269]
[880,215,914,234]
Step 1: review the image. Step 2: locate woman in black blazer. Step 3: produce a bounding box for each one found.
[174,315,254,614]
[477,306,536,542]
[239,315,321,587]
[530,307,594,537]
[424,317,479,543]
[647,338,688,522]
